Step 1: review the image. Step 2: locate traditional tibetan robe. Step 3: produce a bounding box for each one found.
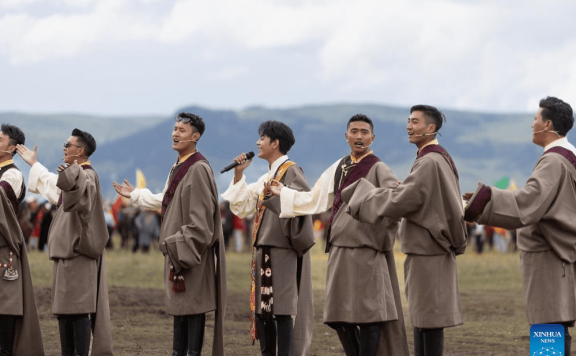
[278,153,409,356]
[28,161,113,356]
[221,155,315,356]
[343,144,467,329]
[465,139,576,325]
[130,153,227,356]
[0,162,44,356]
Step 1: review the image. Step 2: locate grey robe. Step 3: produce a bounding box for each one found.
[0,183,45,356]
[260,164,315,356]
[326,160,410,355]
[343,150,467,328]
[49,163,113,355]
[160,160,227,356]
[466,150,576,325]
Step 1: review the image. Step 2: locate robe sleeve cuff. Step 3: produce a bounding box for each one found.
[220,174,247,202]
[130,188,141,204]
[279,187,297,218]
[464,183,492,222]
[27,162,46,193]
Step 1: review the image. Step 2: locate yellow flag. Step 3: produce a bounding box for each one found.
[507,179,518,191]
[136,169,146,189]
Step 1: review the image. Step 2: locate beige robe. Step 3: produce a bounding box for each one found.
[343,151,467,328]
[160,160,227,356]
[48,163,113,355]
[468,151,576,324]
[0,185,45,356]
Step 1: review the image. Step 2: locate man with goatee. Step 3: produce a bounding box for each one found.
[17,128,112,356]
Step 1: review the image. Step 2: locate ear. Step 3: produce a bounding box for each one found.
[272,139,280,150]
[427,123,437,133]
[344,132,349,141]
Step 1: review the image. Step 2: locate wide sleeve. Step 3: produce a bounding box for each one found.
[130,176,168,210]
[475,155,561,229]
[27,162,61,205]
[278,160,339,218]
[56,163,96,213]
[221,174,263,218]
[164,163,218,273]
[343,166,426,224]
[263,166,315,255]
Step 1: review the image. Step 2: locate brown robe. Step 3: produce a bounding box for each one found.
[49,163,113,355]
[0,183,45,356]
[466,150,576,325]
[327,160,410,355]
[160,160,227,356]
[260,164,315,356]
[343,149,467,329]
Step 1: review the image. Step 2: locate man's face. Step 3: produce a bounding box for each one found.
[63,136,84,165]
[172,121,197,153]
[345,121,374,156]
[256,135,277,160]
[0,131,14,161]
[531,107,548,146]
[407,111,435,146]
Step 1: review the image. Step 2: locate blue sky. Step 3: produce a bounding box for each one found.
[1,0,575,116]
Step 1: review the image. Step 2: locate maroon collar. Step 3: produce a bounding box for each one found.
[417,145,459,179]
[545,146,576,169]
[330,154,380,224]
[161,152,207,219]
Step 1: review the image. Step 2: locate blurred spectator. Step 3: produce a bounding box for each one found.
[470,223,485,254]
[232,214,245,253]
[28,198,45,250]
[104,205,115,250]
[220,201,233,249]
[39,203,56,252]
[135,210,160,253]
[130,208,141,253]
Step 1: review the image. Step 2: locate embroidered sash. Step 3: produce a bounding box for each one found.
[417,145,459,179]
[250,160,295,344]
[57,165,94,208]
[161,152,207,293]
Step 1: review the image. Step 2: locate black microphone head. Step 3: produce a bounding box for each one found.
[246,151,255,159]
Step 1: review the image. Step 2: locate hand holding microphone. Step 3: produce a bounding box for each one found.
[221,151,255,174]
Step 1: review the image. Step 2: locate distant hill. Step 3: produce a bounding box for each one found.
[5,104,559,201]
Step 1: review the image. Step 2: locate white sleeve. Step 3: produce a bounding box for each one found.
[27,162,61,204]
[129,176,168,210]
[0,168,23,197]
[279,160,338,218]
[221,174,264,218]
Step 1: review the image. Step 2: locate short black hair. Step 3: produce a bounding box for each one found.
[176,112,205,136]
[258,121,296,155]
[539,96,574,136]
[347,114,374,132]
[410,105,446,132]
[1,124,25,157]
[72,128,97,157]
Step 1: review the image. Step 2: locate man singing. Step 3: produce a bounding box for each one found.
[17,129,113,356]
[113,113,227,356]
[221,121,315,356]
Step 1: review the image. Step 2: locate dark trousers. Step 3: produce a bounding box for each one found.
[255,314,294,356]
[57,314,91,356]
[414,327,443,356]
[327,322,380,356]
[172,314,205,356]
[0,315,16,356]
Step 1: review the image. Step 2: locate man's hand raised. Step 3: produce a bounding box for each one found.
[16,144,38,167]
[113,179,136,199]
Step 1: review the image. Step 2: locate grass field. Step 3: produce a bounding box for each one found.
[26,236,566,355]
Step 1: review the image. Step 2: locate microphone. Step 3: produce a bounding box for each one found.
[174,139,198,143]
[0,150,12,153]
[62,155,85,161]
[533,129,561,137]
[420,132,437,137]
[220,151,255,174]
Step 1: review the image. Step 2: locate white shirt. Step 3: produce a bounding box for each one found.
[0,164,23,198]
[27,162,60,204]
[543,137,576,156]
[278,159,341,218]
[129,177,168,210]
[221,155,290,219]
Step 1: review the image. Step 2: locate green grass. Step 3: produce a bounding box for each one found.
[27,237,564,355]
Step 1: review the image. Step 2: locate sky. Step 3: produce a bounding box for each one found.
[1,0,576,116]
